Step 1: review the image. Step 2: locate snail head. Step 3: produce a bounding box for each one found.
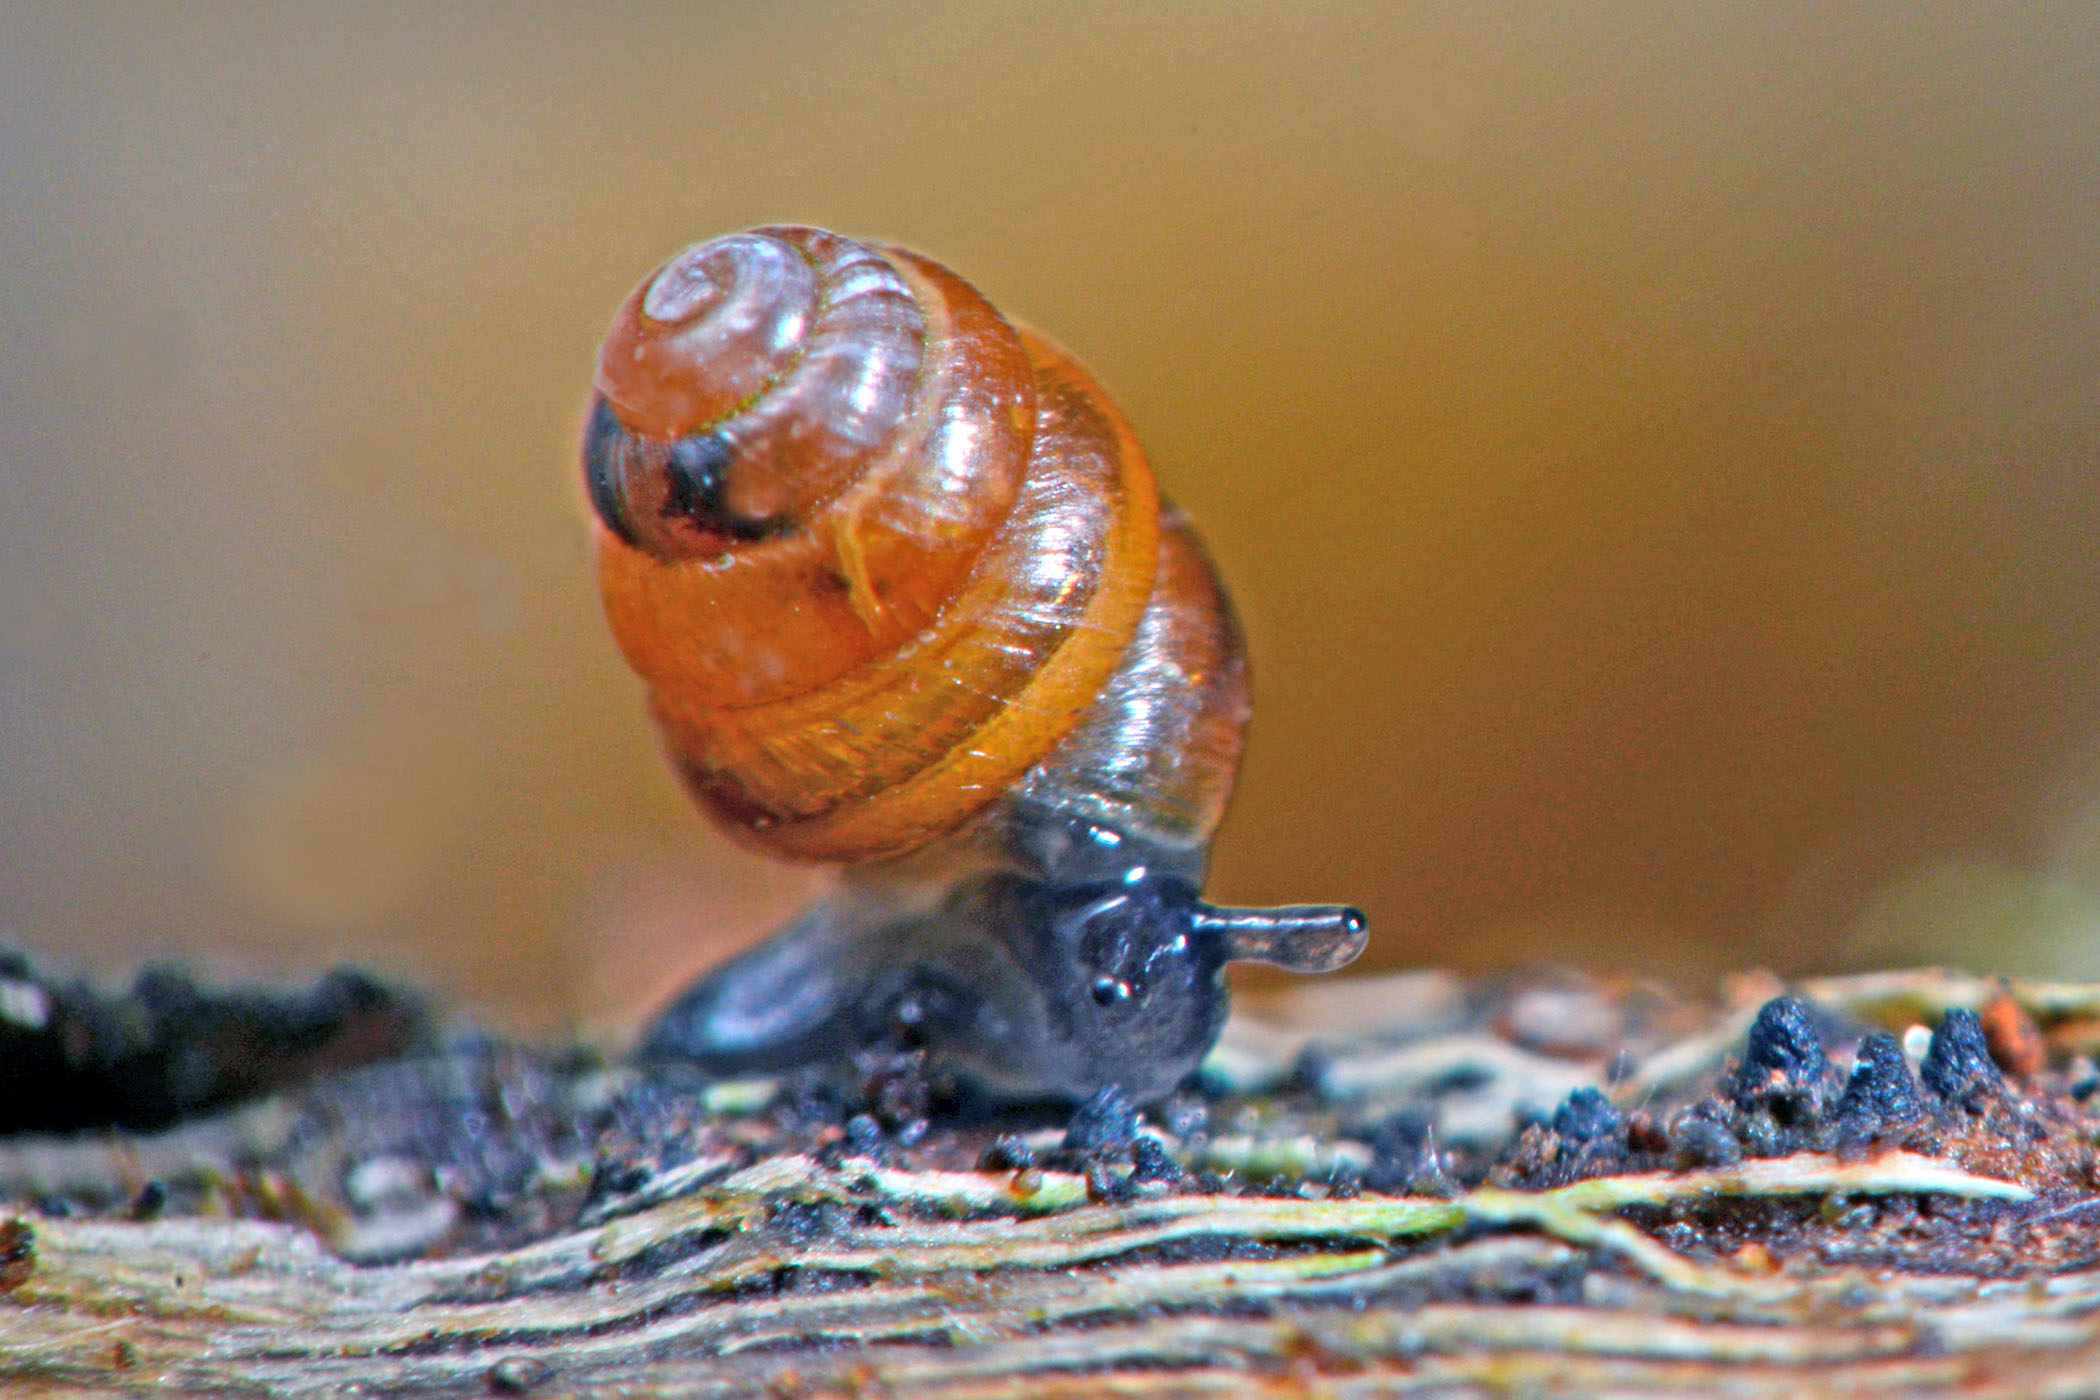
[940,861,1367,1103]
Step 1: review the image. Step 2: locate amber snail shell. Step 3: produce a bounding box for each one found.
[586,226,1362,1103]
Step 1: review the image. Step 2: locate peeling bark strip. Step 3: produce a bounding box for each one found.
[3,967,2100,1397]
[0,1153,2055,1398]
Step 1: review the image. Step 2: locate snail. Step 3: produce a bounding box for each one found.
[585,226,1365,1104]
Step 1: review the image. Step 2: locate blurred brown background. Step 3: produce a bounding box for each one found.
[4,4,2099,1035]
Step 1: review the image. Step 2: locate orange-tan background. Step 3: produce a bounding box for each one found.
[4,4,2098,1035]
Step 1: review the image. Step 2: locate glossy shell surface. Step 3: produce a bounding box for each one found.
[588,226,1247,866]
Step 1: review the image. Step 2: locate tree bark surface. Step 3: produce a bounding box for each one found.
[2,967,2096,1398]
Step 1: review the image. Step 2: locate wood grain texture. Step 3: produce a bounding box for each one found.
[4,967,2099,1398]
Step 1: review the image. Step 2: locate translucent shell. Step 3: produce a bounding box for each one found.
[588,227,1234,865]
[592,229,1038,711]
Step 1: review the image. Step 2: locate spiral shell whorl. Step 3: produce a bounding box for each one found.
[599,231,823,443]
[592,228,935,549]
[592,229,1039,707]
[589,228,1168,863]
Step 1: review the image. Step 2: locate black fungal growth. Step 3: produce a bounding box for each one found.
[1508,992,2060,1190]
[1726,996,1834,1121]
[1833,1031,1927,1141]
[1129,1134,1184,1184]
[1358,1111,1454,1195]
[0,951,424,1135]
[1919,1008,2004,1110]
[1062,1085,1142,1157]
[1552,1087,1623,1144]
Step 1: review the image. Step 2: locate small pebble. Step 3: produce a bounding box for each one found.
[1083,1160,1133,1204]
[1626,1112,1670,1154]
[845,1114,886,1156]
[976,1134,1036,1172]
[128,1180,168,1222]
[1668,1110,1743,1168]
[488,1355,554,1394]
[2067,1056,2100,1101]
